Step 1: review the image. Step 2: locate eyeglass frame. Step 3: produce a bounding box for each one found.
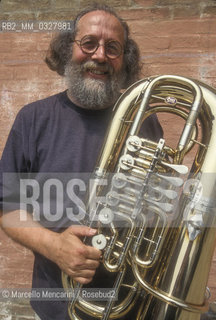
[73,35,124,59]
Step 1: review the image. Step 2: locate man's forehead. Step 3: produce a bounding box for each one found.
[77,10,124,38]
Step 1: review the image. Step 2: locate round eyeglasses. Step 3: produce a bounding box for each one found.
[74,35,123,59]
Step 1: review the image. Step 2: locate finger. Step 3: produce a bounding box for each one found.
[68,268,96,280]
[66,257,100,272]
[68,225,97,238]
[85,258,100,269]
[73,276,93,285]
[73,258,100,270]
[85,246,102,260]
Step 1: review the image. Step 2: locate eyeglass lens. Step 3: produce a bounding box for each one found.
[78,36,123,59]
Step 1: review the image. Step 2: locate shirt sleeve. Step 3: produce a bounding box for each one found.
[0,111,30,214]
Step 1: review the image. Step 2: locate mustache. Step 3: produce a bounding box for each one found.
[81,61,114,76]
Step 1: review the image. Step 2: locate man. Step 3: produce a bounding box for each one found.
[0,4,163,320]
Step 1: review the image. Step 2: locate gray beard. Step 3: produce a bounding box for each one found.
[65,61,125,110]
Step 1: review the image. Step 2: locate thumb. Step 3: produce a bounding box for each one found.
[68,225,97,238]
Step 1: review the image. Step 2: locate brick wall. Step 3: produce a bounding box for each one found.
[0,0,216,319]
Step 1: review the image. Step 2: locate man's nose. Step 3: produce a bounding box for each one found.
[91,44,107,62]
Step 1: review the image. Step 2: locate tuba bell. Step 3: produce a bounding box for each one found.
[62,75,216,320]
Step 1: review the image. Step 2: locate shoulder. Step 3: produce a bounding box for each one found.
[13,91,67,126]
[11,91,66,134]
[19,91,66,116]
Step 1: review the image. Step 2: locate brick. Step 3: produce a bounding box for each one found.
[140,52,197,67]
[11,300,35,316]
[117,7,171,22]
[202,66,215,78]
[1,51,45,66]
[37,64,62,79]
[9,36,38,53]
[0,300,35,320]
[53,0,85,10]
[0,33,22,47]
[1,0,51,12]
[200,35,216,50]
[0,301,12,316]
[36,11,76,21]
[0,12,36,21]
[133,0,158,7]
[143,63,201,78]
[136,35,171,51]
[170,35,202,50]
[13,65,38,80]
[0,66,14,80]
[0,34,45,62]
[131,18,216,36]
[157,0,203,4]
[35,34,53,52]
[1,267,33,281]
[52,0,133,10]
[0,39,13,53]
[0,78,65,95]
[0,39,47,65]
[203,5,216,17]
[173,5,201,18]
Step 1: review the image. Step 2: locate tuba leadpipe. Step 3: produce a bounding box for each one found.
[62,75,216,320]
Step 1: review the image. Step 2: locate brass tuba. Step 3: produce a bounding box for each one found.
[62,75,216,320]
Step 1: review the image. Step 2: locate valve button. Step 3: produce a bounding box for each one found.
[126,135,142,152]
[92,234,107,250]
[98,208,114,224]
[106,191,119,206]
[112,173,127,189]
[119,154,134,171]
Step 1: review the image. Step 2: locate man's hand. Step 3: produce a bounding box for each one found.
[0,212,101,285]
[53,226,101,284]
